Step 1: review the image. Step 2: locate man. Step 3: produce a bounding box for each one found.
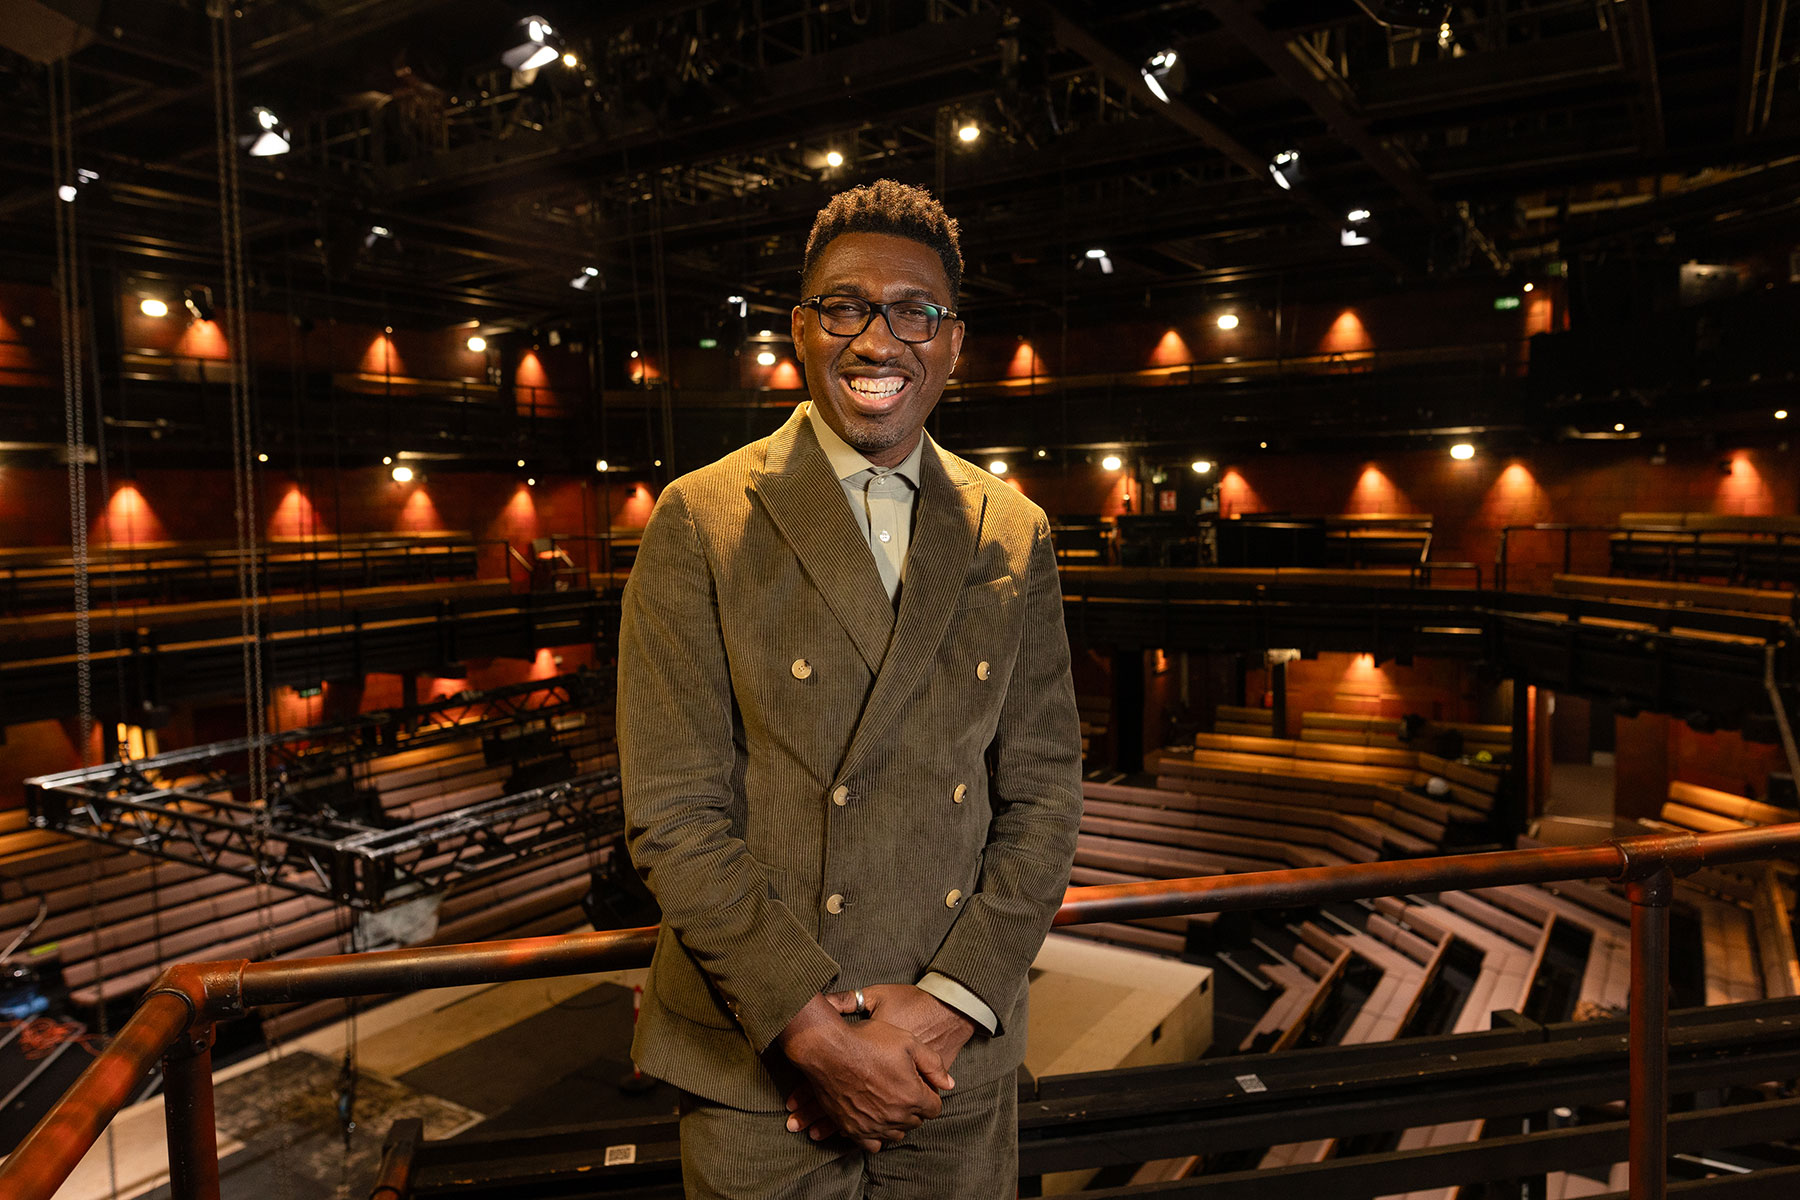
[617,180,1082,1198]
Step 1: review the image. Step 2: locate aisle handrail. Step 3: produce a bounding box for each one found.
[4,823,1799,1200]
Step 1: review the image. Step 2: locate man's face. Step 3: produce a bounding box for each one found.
[791,231,964,468]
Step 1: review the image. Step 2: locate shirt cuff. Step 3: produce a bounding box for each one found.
[917,971,997,1035]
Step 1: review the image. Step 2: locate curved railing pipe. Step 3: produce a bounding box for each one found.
[3,825,1799,1200]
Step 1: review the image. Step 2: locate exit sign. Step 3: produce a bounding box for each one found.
[1493,295,1522,311]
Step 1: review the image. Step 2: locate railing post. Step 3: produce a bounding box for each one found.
[1626,868,1672,1200]
[162,1022,221,1200]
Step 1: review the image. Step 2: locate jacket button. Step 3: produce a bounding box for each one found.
[825,893,845,915]
[791,658,813,680]
[976,660,991,681]
[832,785,849,806]
[945,889,962,908]
[952,783,967,804]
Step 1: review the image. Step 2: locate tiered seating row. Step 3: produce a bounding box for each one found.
[0,532,483,616]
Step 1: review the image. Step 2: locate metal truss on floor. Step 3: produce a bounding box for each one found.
[23,671,619,910]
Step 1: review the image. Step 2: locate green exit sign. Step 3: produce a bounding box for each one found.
[1493,295,1522,311]
[296,685,323,699]
[698,337,719,349]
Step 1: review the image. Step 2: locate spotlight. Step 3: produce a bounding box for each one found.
[1437,20,1454,50]
[517,459,526,468]
[1035,448,1048,459]
[1268,149,1301,191]
[1101,454,1123,471]
[1347,208,1372,223]
[1216,313,1240,331]
[1522,282,1535,293]
[1341,207,1374,247]
[57,184,78,203]
[391,465,414,483]
[1085,248,1107,259]
[570,265,601,292]
[467,335,487,352]
[382,456,392,465]
[1083,247,1113,275]
[1191,460,1212,474]
[1450,443,1475,460]
[57,167,99,203]
[956,121,981,143]
[527,477,536,486]
[182,286,216,323]
[256,452,268,463]
[596,459,609,472]
[1613,422,1625,432]
[502,16,563,72]
[1140,49,1182,103]
[756,350,777,367]
[989,460,1008,475]
[561,52,578,68]
[244,107,290,157]
[139,298,169,318]
[1777,409,1789,420]
[1260,441,1268,448]
[825,149,844,168]
[363,224,394,250]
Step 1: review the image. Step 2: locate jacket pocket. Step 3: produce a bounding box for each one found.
[649,928,739,1030]
[956,574,1016,610]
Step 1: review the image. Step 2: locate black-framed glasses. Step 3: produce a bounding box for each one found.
[799,294,959,344]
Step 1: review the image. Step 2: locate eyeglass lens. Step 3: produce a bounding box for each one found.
[814,296,943,343]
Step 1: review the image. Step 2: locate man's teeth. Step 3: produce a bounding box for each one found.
[845,377,906,397]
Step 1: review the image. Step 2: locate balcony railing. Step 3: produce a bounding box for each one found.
[2,823,1798,1200]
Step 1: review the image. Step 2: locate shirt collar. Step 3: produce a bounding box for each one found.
[805,401,924,487]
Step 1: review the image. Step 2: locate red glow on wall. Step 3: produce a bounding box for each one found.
[93,484,167,545]
[268,483,324,539]
[1008,341,1043,378]
[1218,468,1265,517]
[769,359,804,389]
[1348,463,1408,513]
[178,320,229,360]
[1716,451,1775,515]
[1525,295,1556,337]
[516,351,548,388]
[618,483,655,528]
[1321,309,1372,354]
[398,486,442,532]
[1480,462,1551,527]
[1149,329,1190,367]
[628,355,662,385]
[530,647,558,680]
[360,333,403,376]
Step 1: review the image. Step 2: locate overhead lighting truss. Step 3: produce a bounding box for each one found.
[25,671,619,911]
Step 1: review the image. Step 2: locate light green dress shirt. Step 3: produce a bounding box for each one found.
[804,402,1000,1036]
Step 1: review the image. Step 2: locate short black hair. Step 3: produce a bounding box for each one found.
[802,180,963,301]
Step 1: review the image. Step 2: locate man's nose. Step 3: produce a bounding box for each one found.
[848,309,905,359]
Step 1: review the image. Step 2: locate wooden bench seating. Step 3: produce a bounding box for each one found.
[1474,883,1632,1017]
[1682,883,1764,1006]
[1300,711,1512,759]
[1213,704,1276,737]
[1750,868,1800,1000]
[1552,573,1798,621]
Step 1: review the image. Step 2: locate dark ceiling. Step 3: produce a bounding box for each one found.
[3,0,1797,336]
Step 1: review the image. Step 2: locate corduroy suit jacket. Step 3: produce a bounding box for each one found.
[617,405,1083,1111]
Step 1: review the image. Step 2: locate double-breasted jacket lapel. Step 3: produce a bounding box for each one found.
[749,412,895,673]
[834,433,983,784]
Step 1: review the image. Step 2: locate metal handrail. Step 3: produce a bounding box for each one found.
[4,824,1799,1200]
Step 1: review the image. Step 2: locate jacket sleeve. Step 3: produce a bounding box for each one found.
[924,513,1082,1031]
[617,483,840,1052]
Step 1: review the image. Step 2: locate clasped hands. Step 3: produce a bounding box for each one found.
[776,983,976,1153]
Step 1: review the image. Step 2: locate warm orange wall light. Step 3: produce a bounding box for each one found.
[1150,329,1190,367]
[398,486,442,532]
[769,359,803,389]
[95,484,167,545]
[1007,340,1042,378]
[268,483,324,539]
[1349,463,1406,513]
[177,320,229,360]
[360,332,404,375]
[1321,309,1372,354]
[1716,451,1774,515]
[1218,468,1265,517]
[515,350,549,387]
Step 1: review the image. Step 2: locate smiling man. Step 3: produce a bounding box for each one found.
[617,181,1083,1198]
